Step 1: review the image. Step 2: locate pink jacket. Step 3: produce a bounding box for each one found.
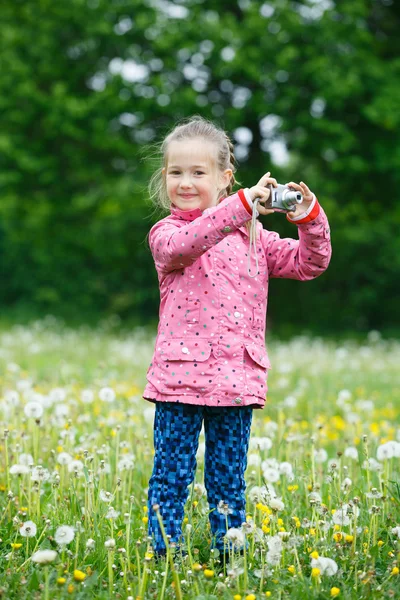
[143,189,331,409]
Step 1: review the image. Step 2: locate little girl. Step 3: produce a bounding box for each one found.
[143,116,331,557]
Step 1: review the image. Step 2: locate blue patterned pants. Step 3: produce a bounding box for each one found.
[147,402,253,553]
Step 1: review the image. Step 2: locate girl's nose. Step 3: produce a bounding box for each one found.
[180,174,193,188]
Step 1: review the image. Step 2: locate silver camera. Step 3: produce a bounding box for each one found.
[265,183,303,213]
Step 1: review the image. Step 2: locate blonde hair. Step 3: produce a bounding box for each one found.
[149,115,241,208]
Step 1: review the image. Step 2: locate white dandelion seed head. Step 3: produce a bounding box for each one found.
[81,389,95,404]
[49,388,67,403]
[314,448,328,463]
[99,489,113,503]
[67,459,84,474]
[9,464,30,475]
[332,505,350,526]
[104,538,116,548]
[31,466,50,483]
[279,462,294,477]
[263,420,278,437]
[249,436,272,451]
[217,500,233,515]
[54,525,75,545]
[24,401,44,419]
[311,556,338,576]
[57,452,73,465]
[20,520,37,537]
[117,456,135,471]
[224,527,245,548]
[363,458,383,472]
[86,538,96,549]
[31,549,58,564]
[377,441,400,461]
[99,387,116,403]
[262,467,280,483]
[193,483,206,497]
[18,453,34,466]
[269,497,285,511]
[106,507,120,520]
[341,477,352,491]
[344,447,358,460]
[391,526,400,538]
[247,454,261,467]
[54,403,70,419]
[5,390,20,406]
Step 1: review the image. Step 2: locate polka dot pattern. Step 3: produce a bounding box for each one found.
[143,192,331,409]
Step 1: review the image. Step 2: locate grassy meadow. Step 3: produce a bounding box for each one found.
[0,318,399,599]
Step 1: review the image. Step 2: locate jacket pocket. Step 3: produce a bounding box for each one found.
[243,342,271,398]
[149,339,215,396]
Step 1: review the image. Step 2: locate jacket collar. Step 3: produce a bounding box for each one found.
[170,203,203,221]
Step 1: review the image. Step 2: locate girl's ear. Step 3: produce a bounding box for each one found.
[220,168,233,189]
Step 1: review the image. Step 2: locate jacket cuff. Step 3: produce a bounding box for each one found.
[238,188,253,216]
[286,195,320,224]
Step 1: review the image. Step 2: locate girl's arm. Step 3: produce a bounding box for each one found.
[261,198,332,280]
[149,190,252,273]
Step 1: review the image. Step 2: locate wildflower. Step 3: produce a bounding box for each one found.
[234,595,242,600]
[262,467,280,482]
[245,595,256,600]
[99,387,116,403]
[57,452,73,465]
[344,447,358,460]
[55,525,75,546]
[311,556,338,576]
[250,436,272,451]
[67,584,74,593]
[24,401,44,419]
[314,448,328,463]
[288,565,296,574]
[279,461,294,480]
[217,500,233,516]
[31,549,58,564]
[225,528,245,549]
[106,507,120,520]
[18,453,34,466]
[57,577,66,585]
[81,389,94,403]
[204,569,214,578]
[331,587,340,597]
[332,506,350,527]
[73,569,86,582]
[311,568,321,578]
[341,477,352,491]
[377,441,400,461]
[117,456,135,471]
[20,521,37,537]
[11,543,22,550]
[99,489,113,503]
[31,466,50,483]
[192,563,202,572]
[310,551,319,559]
[9,464,30,475]
[345,535,354,543]
[269,497,284,511]
[86,538,95,549]
[391,526,400,538]
[104,538,116,549]
[265,593,271,598]
[391,567,399,576]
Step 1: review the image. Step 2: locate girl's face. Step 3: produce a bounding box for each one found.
[163,139,232,212]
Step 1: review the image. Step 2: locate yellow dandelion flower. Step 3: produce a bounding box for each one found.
[204,569,214,578]
[192,563,202,572]
[234,595,242,600]
[73,570,86,582]
[183,517,189,524]
[262,525,270,534]
[86,566,93,575]
[310,528,316,536]
[57,446,63,453]
[307,484,313,491]
[265,593,271,598]
[391,567,399,576]
[277,518,284,526]
[378,540,384,547]
[142,517,148,525]
[310,551,319,559]
[345,535,354,543]
[67,584,75,593]
[143,506,148,513]
[288,565,296,574]
[334,524,341,532]
[145,552,154,560]
[333,533,343,542]
[57,578,66,585]
[11,543,22,550]
[245,595,256,600]
[331,587,340,597]
[311,568,321,578]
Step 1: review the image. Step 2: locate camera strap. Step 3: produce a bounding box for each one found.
[247,199,260,278]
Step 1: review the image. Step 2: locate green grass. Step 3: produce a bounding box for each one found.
[0,319,399,599]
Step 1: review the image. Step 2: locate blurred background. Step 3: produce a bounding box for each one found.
[1,0,399,337]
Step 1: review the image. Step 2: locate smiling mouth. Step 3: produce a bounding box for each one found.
[179,194,197,198]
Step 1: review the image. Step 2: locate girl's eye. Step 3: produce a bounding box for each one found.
[195,171,205,175]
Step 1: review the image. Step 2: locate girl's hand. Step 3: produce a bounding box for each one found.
[285,181,314,219]
[248,172,276,216]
